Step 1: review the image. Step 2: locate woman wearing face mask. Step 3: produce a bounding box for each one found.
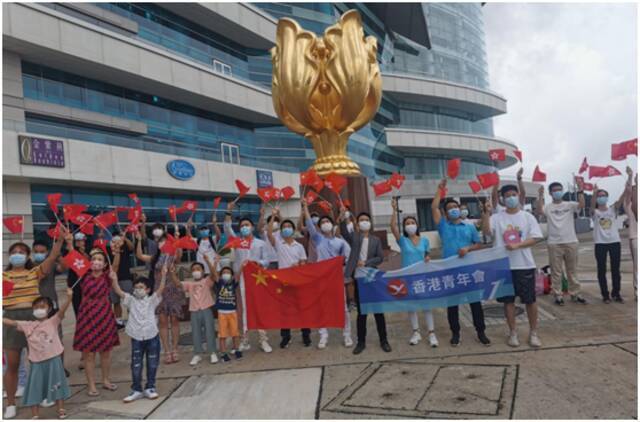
[390,198,439,348]
[2,227,66,419]
[591,182,626,303]
[342,210,389,355]
[72,249,121,397]
[258,205,282,270]
[135,231,185,364]
[195,211,223,275]
[302,200,352,349]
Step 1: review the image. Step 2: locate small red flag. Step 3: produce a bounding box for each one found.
[342,199,351,209]
[532,165,547,182]
[94,211,118,229]
[47,222,62,239]
[63,204,87,221]
[488,149,506,162]
[304,190,319,205]
[213,197,222,209]
[318,201,332,214]
[128,205,142,222]
[476,172,499,189]
[174,236,198,250]
[242,257,346,329]
[115,206,130,213]
[160,234,177,255]
[80,222,95,235]
[3,216,23,234]
[281,186,295,200]
[180,200,198,212]
[389,173,405,190]
[612,138,638,160]
[513,150,523,162]
[3,279,15,297]
[583,182,594,191]
[128,193,141,204]
[92,239,109,255]
[257,187,277,203]
[63,250,91,278]
[372,180,393,197]
[235,180,250,198]
[438,186,448,198]
[47,193,62,213]
[70,213,92,226]
[324,173,347,194]
[168,205,177,221]
[578,157,589,174]
[124,223,138,234]
[300,169,324,192]
[589,165,621,179]
[468,180,483,194]
[447,159,461,180]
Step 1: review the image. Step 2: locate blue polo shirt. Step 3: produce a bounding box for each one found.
[438,218,480,259]
[398,236,430,268]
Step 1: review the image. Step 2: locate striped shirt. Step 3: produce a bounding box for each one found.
[3,266,43,309]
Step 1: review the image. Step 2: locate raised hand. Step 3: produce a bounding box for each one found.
[538,186,544,197]
[391,197,398,211]
[517,167,524,179]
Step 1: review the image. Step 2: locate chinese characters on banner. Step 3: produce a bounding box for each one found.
[19,136,65,168]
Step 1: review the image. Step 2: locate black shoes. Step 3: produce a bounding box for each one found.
[302,334,312,347]
[352,343,366,355]
[571,294,587,304]
[450,333,460,347]
[554,296,565,306]
[477,332,491,346]
[221,353,231,362]
[613,295,625,304]
[234,350,243,360]
[280,336,291,349]
[380,341,392,353]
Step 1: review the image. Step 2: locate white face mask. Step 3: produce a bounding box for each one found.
[344,211,351,218]
[272,222,280,231]
[192,271,203,280]
[33,308,48,319]
[152,229,163,238]
[221,273,232,282]
[405,224,418,235]
[321,222,333,233]
[346,222,354,231]
[359,221,371,232]
[133,288,147,299]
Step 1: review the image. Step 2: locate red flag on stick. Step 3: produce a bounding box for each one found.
[3,216,23,234]
[213,197,222,209]
[389,173,405,190]
[242,257,346,329]
[128,205,142,222]
[63,204,87,221]
[488,149,506,162]
[372,180,393,197]
[447,159,461,180]
[304,190,319,205]
[235,180,250,199]
[63,250,91,278]
[532,165,547,182]
[318,201,332,214]
[612,138,638,160]
[578,157,589,174]
[589,165,621,179]
[281,186,295,200]
[70,213,92,226]
[160,234,177,255]
[257,187,277,203]
[324,173,347,194]
[468,180,483,194]
[47,193,62,213]
[92,239,109,255]
[80,222,95,235]
[583,182,594,191]
[47,222,62,239]
[300,169,324,192]
[128,193,141,204]
[94,211,117,229]
[168,206,177,221]
[476,172,499,189]
[174,236,198,250]
[180,200,198,213]
[513,150,523,162]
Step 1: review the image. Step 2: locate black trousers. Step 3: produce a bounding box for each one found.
[595,242,622,299]
[354,281,387,345]
[280,328,311,339]
[67,277,82,317]
[447,302,486,335]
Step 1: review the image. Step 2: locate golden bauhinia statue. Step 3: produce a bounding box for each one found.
[271,10,382,176]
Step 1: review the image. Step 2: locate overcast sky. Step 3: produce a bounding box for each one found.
[483,2,637,200]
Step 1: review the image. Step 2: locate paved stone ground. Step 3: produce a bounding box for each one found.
[4,233,637,419]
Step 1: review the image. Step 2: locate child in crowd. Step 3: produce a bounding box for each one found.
[182,256,219,366]
[3,288,73,419]
[111,265,167,403]
[215,266,242,362]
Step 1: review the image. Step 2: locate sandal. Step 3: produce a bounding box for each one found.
[87,390,100,397]
[164,352,173,364]
[171,351,179,363]
[102,383,118,392]
[58,409,68,420]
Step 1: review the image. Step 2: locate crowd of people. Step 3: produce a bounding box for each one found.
[2,167,636,419]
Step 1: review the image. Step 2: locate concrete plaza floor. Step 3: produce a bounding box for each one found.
[4,233,637,419]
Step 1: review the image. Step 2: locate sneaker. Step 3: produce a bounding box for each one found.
[221,353,231,362]
[352,343,366,355]
[427,332,439,348]
[508,332,520,347]
[4,405,17,419]
[529,332,542,348]
[144,388,159,400]
[344,336,353,347]
[234,350,243,360]
[380,341,392,353]
[123,391,144,403]
[450,332,460,347]
[239,339,251,352]
[280,336,292,349]
[189,355,202,366]
[613,296,625,304]
[260,340,273,353]
[571,294,587,304]
[302,334,312,347]
[554,296,565,306]
[317,335,328,349]
[16,385,25,398]
[40,399,55,408]
[477,332,491,346]
[409,330,422,346]
[210,353,219,364]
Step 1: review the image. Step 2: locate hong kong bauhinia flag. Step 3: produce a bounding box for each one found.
[611,138,638,161]
[589,165,621,179]
[243,257,345,330]
[63,250,90,278]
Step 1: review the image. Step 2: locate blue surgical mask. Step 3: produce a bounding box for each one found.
[199,229,210,237]
[281,227,294,238]
[597,196,608,206]
[505,196,520,209]
[240,226,252,237]
[551,191,564,201]
[32,253,47,263]
[9,253,27,267]
[447,208,461,220]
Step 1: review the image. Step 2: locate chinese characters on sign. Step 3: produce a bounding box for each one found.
[18,136,65,168]
[256,169,274,188]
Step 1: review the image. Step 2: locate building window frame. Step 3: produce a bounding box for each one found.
[221,142,240,164]
[212,59,232,77]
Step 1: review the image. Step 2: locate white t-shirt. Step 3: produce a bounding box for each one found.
[359,236,369,262]
[490,210,543,270]
[123,293,162,341]
[262,229,280,264]
[544,201,579,244]
[275,238,307,269]
[196,238,217,272]
[592,207,621,244]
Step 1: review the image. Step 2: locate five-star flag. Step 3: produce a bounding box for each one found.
[3,216,23,234]
[611,138,638,161]
[589,165,621,179]
[532,165,547,182]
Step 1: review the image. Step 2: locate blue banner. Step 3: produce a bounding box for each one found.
[355,248,514,314]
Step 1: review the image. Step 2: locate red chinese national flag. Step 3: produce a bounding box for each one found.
[447,159,461,180]
[47,193,62,213]
[63,204,87,221]
[589,165,621,179]
[304,190,319,205]
[174,236,198,250]
[488,149,506,162]
[128,193,141,204]
[372,180,393,197]
[243,257,346,330]
[468,180,483,194]
[70,213,92,226]
[583,182,594,191]
[578,157,589,174]
[160,234,177,255]
[80,222,95,235]
[92,239,108,255]
[63,250,91,278]
[612,138,638,160]
[280,186,295,200]
[513,149,523,162]
[324,173,347,194]
[389,172,405,189]
[128,205,142,222]
[47,222,62,239]
[318,201,332,213]
[3,216,23,234]
[532,165,547,182]
[235,180,251,198]
[94,211,117,229]
[168,206,177,221]
[3,279,15,297]
[300,169,324,192]
[476,172,499,189]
